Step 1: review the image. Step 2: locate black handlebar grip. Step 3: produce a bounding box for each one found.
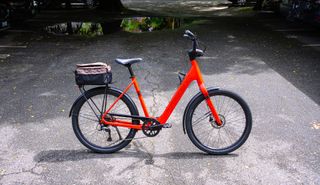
[185,30,194,37]
[184,30,196,40]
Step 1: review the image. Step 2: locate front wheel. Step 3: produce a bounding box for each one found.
[185,89,252,154]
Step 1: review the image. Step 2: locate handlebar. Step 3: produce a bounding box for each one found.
[183,30,206,60]
[183,30,198,52]
[183,30,196,40]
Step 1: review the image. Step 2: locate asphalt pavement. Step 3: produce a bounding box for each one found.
[0,4,320,185]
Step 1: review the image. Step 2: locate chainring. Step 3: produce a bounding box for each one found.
[142,121,162,137]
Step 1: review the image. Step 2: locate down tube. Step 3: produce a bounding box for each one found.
[157,74,195,124]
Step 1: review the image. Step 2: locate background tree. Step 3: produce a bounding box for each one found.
[98,0,124,12]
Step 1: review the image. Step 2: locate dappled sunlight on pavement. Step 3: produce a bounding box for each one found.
[1,7,320,184]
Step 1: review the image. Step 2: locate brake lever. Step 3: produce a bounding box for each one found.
[184,30,197,40]
[185,30,194,37]
[183,34,189,38]
[198,40,207,53]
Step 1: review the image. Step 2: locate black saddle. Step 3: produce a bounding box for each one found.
[115,58,142,66]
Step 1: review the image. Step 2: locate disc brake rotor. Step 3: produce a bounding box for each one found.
[210,114,226,129]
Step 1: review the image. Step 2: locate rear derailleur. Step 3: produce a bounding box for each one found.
[97,124,113,141]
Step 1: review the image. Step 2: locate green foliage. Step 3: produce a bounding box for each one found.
[121,17,179,32]
[121,18,142,32]
[78,23,103,37]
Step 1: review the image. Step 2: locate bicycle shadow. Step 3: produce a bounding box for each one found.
[34,148,238,163]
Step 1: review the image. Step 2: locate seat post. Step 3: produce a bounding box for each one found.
[127,65,135,78]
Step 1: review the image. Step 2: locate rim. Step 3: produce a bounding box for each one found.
[191,94,247,150]
[77,92,133,148]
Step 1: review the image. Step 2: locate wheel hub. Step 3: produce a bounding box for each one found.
[210,114,226,129]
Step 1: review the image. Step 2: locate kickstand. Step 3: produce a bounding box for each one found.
[114,126,123,140]
[106,129,112,142]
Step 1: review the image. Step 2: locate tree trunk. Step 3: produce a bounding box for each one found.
[65,0,71,9]
[253,0,263,10]
[67,22,73,35]
[101,20,122,34]
[98,0,124,12]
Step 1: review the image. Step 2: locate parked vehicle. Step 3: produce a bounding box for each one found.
[253,0,281,12]
[38,0,98,9]
[229,0,262,6]
[280,0,320,24]
[5,0,37,20]
[315,0,320,23]
[0,2,10,31]
[287,0,313,20]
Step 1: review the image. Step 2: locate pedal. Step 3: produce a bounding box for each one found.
[163,123,172,128]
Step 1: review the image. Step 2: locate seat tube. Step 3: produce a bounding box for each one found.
[193,60,222,125]
[132,77,150,117]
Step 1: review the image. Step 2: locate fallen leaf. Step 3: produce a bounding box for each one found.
[312,122,320,129]
[0,169,6,175]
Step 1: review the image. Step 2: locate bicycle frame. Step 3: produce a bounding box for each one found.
[100,59,222,130]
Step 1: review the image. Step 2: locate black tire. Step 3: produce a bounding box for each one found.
[72,87,139,153]
[185,89,252,155]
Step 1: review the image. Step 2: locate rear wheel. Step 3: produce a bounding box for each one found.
[185,89,252,154]
[72,87,139,153]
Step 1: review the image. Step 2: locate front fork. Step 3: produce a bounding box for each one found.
[199,83,222,126]
[191,59,222,126]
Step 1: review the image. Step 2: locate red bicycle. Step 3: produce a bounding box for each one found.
[70,30,252,154]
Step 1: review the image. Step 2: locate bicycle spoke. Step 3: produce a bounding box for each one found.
[224,127,238,142]
[114,126,123,140]
[75,90,134,149]
[225,108,243,118]
[83,127,99,136]
[196,127,214,139]
[219,96,226,115]
[204,128,215,145]
[221,97,230,116]
[111,105,128,113]
[193,111,211,126]
[190,91,251,153]
[226,117,245,124]
[79,113,99,122]
[88,97,102,115]
[223,99,236,117]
